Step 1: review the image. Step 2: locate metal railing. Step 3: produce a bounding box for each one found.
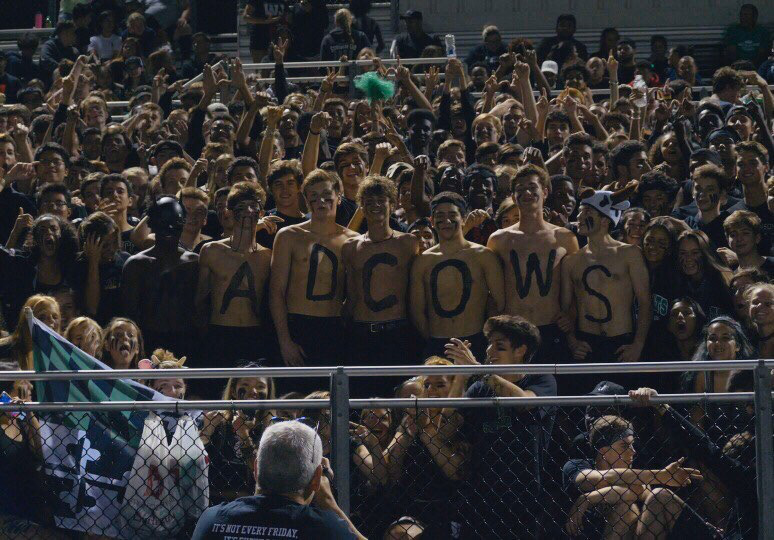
[1,359,772,538]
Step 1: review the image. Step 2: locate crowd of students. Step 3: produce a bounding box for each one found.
[0,1,772,538]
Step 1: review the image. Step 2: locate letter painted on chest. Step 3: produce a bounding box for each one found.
[510,249,556,299]
[306,243,338,301]
[430,259,473,318]
[221,262,259,316]
[362,252,398,312]
[582,264,613,323]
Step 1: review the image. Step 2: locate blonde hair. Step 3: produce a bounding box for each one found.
[65,317,102,341]
[335,8,355,44]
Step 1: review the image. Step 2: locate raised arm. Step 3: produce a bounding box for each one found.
[258,106,283,189]
[301,112,330,176]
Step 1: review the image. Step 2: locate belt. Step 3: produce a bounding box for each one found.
[357,319,408,333]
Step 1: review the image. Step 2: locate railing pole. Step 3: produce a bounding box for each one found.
[330,367,351,514]
[754,361,774,540]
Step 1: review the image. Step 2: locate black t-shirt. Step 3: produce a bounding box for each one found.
[562,458,605,539]
[191,494,356,539]
[248,0,287,39]
[684,210,730,249]
[257,209,307,249]
[458,375,557,535]
[70,251,130,325]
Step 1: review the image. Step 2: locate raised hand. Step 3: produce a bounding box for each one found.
[484,74,498,95]
[425,66,440,91]
[413,154,430,173]
[272,37,288,64]
[373,142,393,161]
[522,147,546,169]
[230,58,246,89]
[443,337,480,365]
[320,68,338,95]
[464,208,490,230]
[310,111,331,134]
[536,88,550,116]
[513,59,530,80]
[202,64,216,95]
[83,233,104,264]
[256,215,284,235]
[265,105,283,127]
[607,52,619,80]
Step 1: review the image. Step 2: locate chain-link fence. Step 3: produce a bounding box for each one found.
[0,362,772,539]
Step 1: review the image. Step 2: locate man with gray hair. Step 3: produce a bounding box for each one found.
[192,420,363,539]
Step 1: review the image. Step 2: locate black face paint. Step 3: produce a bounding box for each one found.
[221,262,259,317]
[430,259,473,318]
[511,249,557,299]
[362,252,398,312]
[709,193,720,206]
[306,243,338,301]
[584,216,595,231]
[582,264,613,323]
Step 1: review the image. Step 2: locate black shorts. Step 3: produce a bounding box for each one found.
[422,332,487,364]
[349,319,421,398]
[187,325,268,399]
[574,330,634,393]
[669,503,721,539]
[285,314,346,395]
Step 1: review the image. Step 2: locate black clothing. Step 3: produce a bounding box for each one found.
[70,251,130,326]
[458,375,557,539]
[536,323,574,395]
[0,185,35,245]
[192,494,356,539]
[684,210,731,249]
[392,31,442,59]
[659,405,757,538]
[287,2,329,59]
[681,272,734,320]
[562,458,605,539]
[256,209,306,249]
[319,28,371,61]
[727,199,774,256]
[286,313,345,393]
[40,38,78,81]
[247,0,287,50]
[0,72,22,102]
[353,15,384,53]
[348,319,421,397]
[5,53,41,86]
[0,418,49,524]
[465,43,507,73]
[202,422,258,507]
[537,36,589,63]
[574,330,635,392]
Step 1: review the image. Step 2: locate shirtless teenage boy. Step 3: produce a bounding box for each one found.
[561,190,651,391]
[488,164,579,372]
[196,182,274,396]
[270,169,359,378]
[410,191,505,361]
[342,175,422,396]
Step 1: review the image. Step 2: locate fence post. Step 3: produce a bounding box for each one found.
[754,361,774,540]
[330,367,351,514]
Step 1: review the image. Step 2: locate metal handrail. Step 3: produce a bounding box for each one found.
[0,392,756,413]
[1,359,770,381]
[241,56,450,70]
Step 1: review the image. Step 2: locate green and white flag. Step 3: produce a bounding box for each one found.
[30,316,209,538]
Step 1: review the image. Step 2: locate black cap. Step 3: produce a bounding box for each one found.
[707,126,741,145]
[588,380,626,396]
[400,9,423,20]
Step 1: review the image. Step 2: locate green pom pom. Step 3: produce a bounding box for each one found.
[354,71,395,103]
